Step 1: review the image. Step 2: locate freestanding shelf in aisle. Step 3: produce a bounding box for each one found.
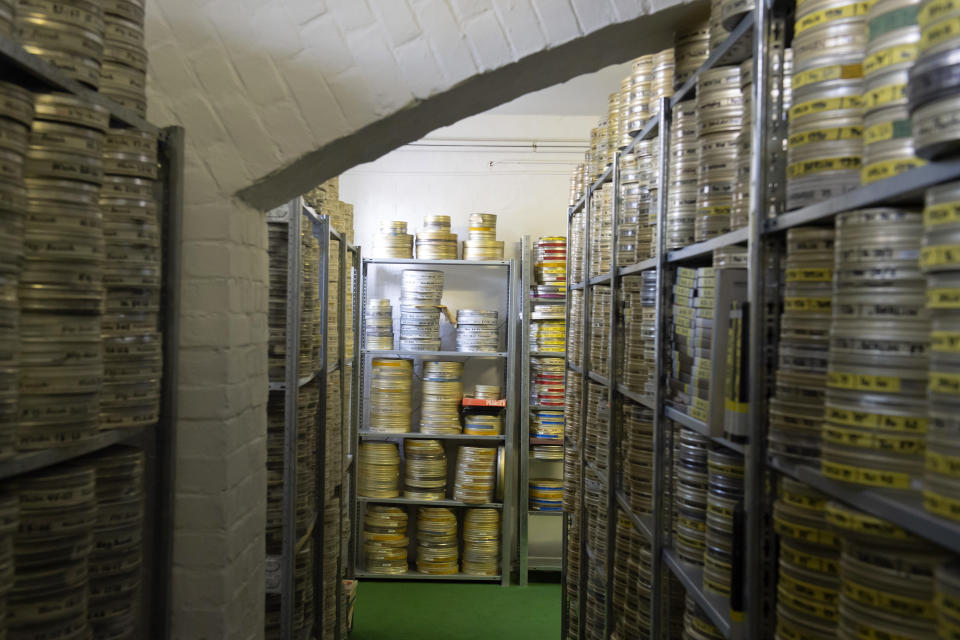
[0,31,183,640]
[562,0,960,637]
[352,258,518,586]
[519,236,565,584]
[265,199,358,640]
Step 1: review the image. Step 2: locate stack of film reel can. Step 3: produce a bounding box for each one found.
[668,100,699,249]
[462,213,503,260]
[823,209,926,489]
[13,0,106,89]
[569,163,585,207]
[456,309,498,352]
[617,150,643,267]
[100,127,162,434]
[529,478,563,511]
[862,0,924,184]
[620,272,657,397]
[0,81,29,456]
[920,180,960,520]
[420,360,463,434]
[327,235,340,369]
[584,468,608,640]
[588,118,609,179]
[415,215,457,259]
[909,0,960,158]
[703,447,744,597]
[100,1,148,118]
[403,439,446,499]
[787,0,867,210]
[400,269,442,351]
[673,425,709,565]
[463,387,503,436]
[607,91,622,166]
[669,267,716,420]
[645,137,662,258]
[709,0,731,52]
[531,409,563,460]
[721,0,754,32]
[89,447,144,638]
[371,220,413,258]
[589,286,611,375]
[567,289,583,365]
[363,505,408,574]
[773,477,840,638]
[365,298,393,350]
[938,563,960,636]
[696,66,743,242]
[325,373,342,494]
[453,446,497,503]
[584,381,609,470]
[563,373,582,512]
[651,48,675,116]
[675,23,710,87]
[368,358,412,433]
[682,596,724,640]
[462,508,499,575]
[358,441,400,498]
[21,93,111,451]
[622,402,654,516]
[533,235,566,302]
[828,498,947,638]
[416,507,458,574]
[768,226,835,463]
[590,184,613,278]
[622,55,654,140]
[731,49,794,229]
[611,512,653,640]
[11,464,96,639]
[304,231,320,370]
[569,211,585,285]
[531,357,564,459]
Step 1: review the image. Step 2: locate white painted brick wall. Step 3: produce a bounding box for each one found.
[144,0,696,635]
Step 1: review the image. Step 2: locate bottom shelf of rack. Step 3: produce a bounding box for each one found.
[663,548,740,639]
[528,558,562,572]
[353,571,501,581]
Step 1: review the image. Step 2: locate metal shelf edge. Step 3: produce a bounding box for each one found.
[619,257,658,276]
[667,227,749,262]
[0,425,151,481]
[615,491,654,541]
[357,496,503,509]
[663,549,739,638]
[354,572,501,581]
[616,384,655,410]
[670,13,755,107]
[358,432,506,441]
[361,350,507,358]
[363,258,509,266]
[769,457,960,554]
[587,370,609,386]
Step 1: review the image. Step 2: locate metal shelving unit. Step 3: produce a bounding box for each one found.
[0,33,183,640]
[518,236,565,585]
[352,257,518,586]
[562,0,960,637]
[266,200,356,640]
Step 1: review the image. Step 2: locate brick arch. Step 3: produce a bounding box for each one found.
[146,1,703,636]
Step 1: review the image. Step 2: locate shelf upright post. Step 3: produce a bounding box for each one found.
[503,258,519,586]
[151,125,184,639]
[561,212,573,640]
[651,97,673,638]
[348,245,362,579]
[519,236,532,586]
[281,199,304,640]
[336,233,348,638]
[578,185,594,638]
[604,151,621,640]
[746,2,786,636]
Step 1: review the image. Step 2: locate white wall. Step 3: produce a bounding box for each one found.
[340,113,598,258]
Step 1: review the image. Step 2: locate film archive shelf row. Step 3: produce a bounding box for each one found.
[562,0,960,635]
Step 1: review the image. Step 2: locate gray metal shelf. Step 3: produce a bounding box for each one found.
[615,491,654,541]
[587,370,609,386]
[354,572,501,581]
[667,227,749,263]
[670,12,755,107]
[616,384,655,411]
[531,351,565,358]
[769,457,960,554]
[664,549,741,639]
[357,496,503,509]
[0,426,151,481]
[357,257,518,586]
[619,257,658,276]
[358,432,505,441]
[664,407,747,454]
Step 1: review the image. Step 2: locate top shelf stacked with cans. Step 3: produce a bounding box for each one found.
[371,214,505,261]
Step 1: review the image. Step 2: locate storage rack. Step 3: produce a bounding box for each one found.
[563,1,960,637]
[352,258,518,586]
[266,200,357,640]
[0,32,183,640]
[519,236,564,584]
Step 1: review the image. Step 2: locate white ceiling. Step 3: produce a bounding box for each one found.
[488,60,634,116]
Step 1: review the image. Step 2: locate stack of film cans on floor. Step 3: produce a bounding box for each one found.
[695,66,743,241]
[823,209,926,489]
[416,215,457,259]
[456,309,498,353]
[416,508,458,574]
[363,505,407,575]
[768,226,835,463]
[364,298,393,350]
[462,213,503,260]
[371,220,413,258]
[400,270,442,351]
[921,180,960,520]
[669,267,715,420]
[787,0,867,209]
[609,512,653,640]
[617,140,656,266]
[910,0,960,159]
[861,0,924,184]
[21,93,114,451]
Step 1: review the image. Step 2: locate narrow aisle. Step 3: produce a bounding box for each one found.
[351,581,561,640]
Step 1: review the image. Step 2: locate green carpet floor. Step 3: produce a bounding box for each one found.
[350,580,561,640]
